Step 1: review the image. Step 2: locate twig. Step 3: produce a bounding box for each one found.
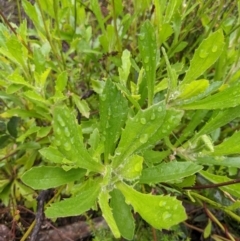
[29,190,51,241]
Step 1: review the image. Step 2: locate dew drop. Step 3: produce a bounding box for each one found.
[140,134,148,144]
[158,201,166,207]
[55,140,61,146]
[57,116,65,127]
[140,118,146,124]
[162,211,171,220]
[199,49,208,58]
[211,45,218,53]
[144,57,149,63]
[115,150,121,156]
[101,94,106,101]
[158,106,163,112]
[56,127,61,135]
[145,66,150,71]
[150,113,156,120]
[139,34,145,40]
[64,127,70,137]
[64,142,71,151]
[134,163,142,172]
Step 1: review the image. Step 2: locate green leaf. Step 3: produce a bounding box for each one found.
[196,156,240,168]
[178,79,209,100]
[118,50,131,85]
[212,131,240,155]
[142,150,170,165]
[17,126,40,142]
[113,103,183,168]
[116,182,187,229]
[24,90,48,104]
[200,170,240,198]
[182,29,225,84]
[98,191,121,238]
[117,155,143,181]
[203,219,212,238]
[196,106,240,138]
[100,80,128,160]
[7,116,19,138]
[140,161,203,184]
[110,189,135,240]
[53,105,104,172]
[55,71,68,92]
[39,146,67,164]
[21,166,85,189]
[72,94,90,118]
[45,181,101,218]
[139,20,157,106]
[181,81,240,109]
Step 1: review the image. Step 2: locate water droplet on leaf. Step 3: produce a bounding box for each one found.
[140,118,146,124]
[199,49,208,58]
[134,163,142,172]
[145,66,150,71]
[64,142,71,151]
[159,201,166,207]
[101,94,106,101]
[211,45,218,52]
[139,34,145,40]
[162,211,171,220]
[150,113,156,120]
[140,134,148,143]
[158,106,163,112]
[57,116,65,127]
[64,127,70,137]
[144,57,149,63]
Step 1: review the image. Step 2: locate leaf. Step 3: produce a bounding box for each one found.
[98,191,121,238]
[72,94,90,118]
[181,81,240,109]
[100,80,128,160]
[182,29,225,84]
[110,189,135,240]
[7,116,19,138]
[39,146,67,164]
[118,50,131,85]
[142,150,170,165]
[204,219,212,238]
[212,131,240,155]
[140,161,203,184]
[139,20,157,106]
[117,155,143,181]
[196,156,240,168]
[113,103,183,168]
[178,79,209,100]
[196,106,240,138]
[55,71,68,92]
[21,166,85,189]
[53,105,104,172]
[200,170,240,198]
[45,181,101,218]
[24,90,48,104]
[17,126,40,142]
[116,182,187,229]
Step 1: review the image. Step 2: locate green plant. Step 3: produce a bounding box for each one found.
[0,0,240,240]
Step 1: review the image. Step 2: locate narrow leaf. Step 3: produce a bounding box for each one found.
[182,29,225,84]
[212,131,240,155]
[21,166,85,189]
[111,189,135,240]
[140,161,203,184]
[98,191,121,238]
[139,20,157,106]
[45,182,101,218]
[116,182,187,229]
[100,80,128,160]
[181,81,240,109]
